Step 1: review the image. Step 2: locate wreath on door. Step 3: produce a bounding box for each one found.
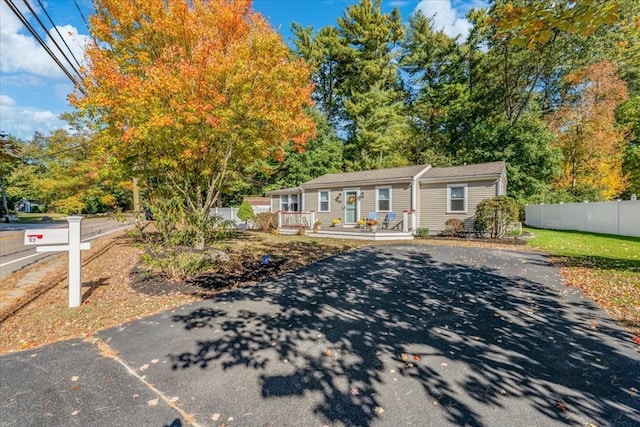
[347,194,356,204]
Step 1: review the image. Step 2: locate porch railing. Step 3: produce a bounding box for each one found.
[278,211,316,229]
[277,210,416,233]
[402,210,416,232]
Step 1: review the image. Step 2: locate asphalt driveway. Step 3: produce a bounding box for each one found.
[1,244,639,426]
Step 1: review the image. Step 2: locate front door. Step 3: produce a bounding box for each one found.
[344,190,359,224]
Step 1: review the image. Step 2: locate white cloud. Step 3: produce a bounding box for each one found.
[1,74,47,87]
[53,82,75,102]
[48,24,91,72]
[0,94,68,140]
[414,0,486,40]
[0,2,88,139]
[0,2,89,79]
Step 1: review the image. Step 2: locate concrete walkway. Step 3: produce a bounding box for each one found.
[1,245,639,426]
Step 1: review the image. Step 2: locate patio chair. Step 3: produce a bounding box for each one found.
[381,211,397,229]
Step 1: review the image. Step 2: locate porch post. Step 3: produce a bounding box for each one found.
[278,211,282,229]
[402,211,409,232]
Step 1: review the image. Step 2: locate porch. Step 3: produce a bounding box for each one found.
[277,211,416,241]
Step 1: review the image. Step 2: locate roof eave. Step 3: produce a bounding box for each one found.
[302,176,417,189]
[420,172,503,183]
[266,187,302,196]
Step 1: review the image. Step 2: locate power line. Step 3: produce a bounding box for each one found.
[35,0,84,71]
[73,0,90,34]
[20,0,84,81]
[2,0,85,94]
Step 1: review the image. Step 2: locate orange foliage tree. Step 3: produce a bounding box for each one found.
[71,0,315,240]
[493,0,621,49]
[548,61,629,200]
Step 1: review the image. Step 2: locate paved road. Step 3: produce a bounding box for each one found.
[0,217,134,279]
[1,245,638,426]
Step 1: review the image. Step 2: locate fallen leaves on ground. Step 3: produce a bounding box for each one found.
[553,256,640,336]
[1,231,637,354]
[0,231,366,354]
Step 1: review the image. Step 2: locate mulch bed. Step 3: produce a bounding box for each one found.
[130,257,294,297]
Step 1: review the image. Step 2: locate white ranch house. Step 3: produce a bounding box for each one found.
[268,161,507,240]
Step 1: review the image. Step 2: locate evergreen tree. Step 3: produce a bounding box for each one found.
[336,0,407,169]
[400,10,469,165]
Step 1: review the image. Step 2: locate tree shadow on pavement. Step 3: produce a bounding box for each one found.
[168,245,640,426]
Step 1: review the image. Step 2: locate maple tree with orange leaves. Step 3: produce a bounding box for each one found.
[71,0,315,245]
[547,61,629,200]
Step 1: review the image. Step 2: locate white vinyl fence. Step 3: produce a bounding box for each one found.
[525,200,640,237]
[209,206,271,229]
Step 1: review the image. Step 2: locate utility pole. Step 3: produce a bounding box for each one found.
[132,177,140,214]
[0,132,11,221]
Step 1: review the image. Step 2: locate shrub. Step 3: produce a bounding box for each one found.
[148,197,236,247]
[203,215,237,241]
[474,196,519,238]
[443,218,464,237]
[237,201,254,222]
[100,194,117,211]
[254,212,277,231]
[149,196,192,246]
[50,195,85,215]
[415,227,429,238]
[141,247,214,281]
[507,228,522,238]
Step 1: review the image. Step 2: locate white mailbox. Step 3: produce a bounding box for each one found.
[25,217,91,308]
[24,229,69,245]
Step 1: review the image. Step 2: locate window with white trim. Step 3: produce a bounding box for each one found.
[281,195,289,212]
[377,187,391,211]
[318,190,330,212]
[290,194,299,212]
[447,184,467,213]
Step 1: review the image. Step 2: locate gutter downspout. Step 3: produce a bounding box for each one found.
[412,165,432,231]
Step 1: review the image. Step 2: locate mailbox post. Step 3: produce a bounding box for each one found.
[25,216,91,307]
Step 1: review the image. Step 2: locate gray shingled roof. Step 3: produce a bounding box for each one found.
[267,161,505,194]
[420,161,505,181]
[301,164,430,188]
[267,187,302,196]
[242,197,270,206]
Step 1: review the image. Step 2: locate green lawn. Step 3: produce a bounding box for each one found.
[525,227,639,335]
[16,213,67,223]
[525,227,640,266]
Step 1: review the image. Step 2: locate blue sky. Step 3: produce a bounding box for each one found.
[0,0,486,140]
